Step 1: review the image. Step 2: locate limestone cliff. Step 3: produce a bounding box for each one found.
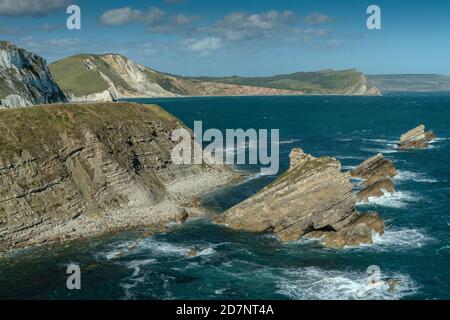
[0,41,67,108]
[0,102,236,252]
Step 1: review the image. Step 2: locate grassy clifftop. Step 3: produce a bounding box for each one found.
[192,69,367,94]
[0,102,180,158]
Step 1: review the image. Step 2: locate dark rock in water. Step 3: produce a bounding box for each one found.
[397,125,436,150]
[219,148,384,248]
[350,153,397,203]
[186,249,199,257]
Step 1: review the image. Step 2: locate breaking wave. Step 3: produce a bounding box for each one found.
[357,190,418,208]
[395,170,438,183]
[276,267,417,300]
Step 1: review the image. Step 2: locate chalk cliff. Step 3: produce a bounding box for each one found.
[0,41,67,108]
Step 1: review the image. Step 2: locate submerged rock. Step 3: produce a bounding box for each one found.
[397,125,436,150]
[350,153,397,202]
[219,148,384,248]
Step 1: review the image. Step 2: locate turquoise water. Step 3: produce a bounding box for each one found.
[1,95,449,300]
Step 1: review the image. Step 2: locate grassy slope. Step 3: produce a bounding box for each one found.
[0,102,179,158]
[367,74,450,92]
[49,55,109,96]
[191,69,363,94]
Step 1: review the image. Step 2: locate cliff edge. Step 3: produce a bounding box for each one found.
[0,102,237,252]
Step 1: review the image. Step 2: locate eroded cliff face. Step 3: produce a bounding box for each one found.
[0,41,67,108]
[0,103,236,252]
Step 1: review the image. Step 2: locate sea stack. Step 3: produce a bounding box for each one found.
[397,125,436,150]
[350,153,398,202]
[219,148,384,248]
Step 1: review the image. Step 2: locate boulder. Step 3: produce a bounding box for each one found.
[397,125,436,150]
[218,148,384,248]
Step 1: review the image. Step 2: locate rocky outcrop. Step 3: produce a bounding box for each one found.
[219,148,384,248]
[350,153,397,202]
[397,125,436,150]
[0,102,237,252]
[0,41,67,108]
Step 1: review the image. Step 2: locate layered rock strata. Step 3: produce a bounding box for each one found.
[219,148,384,248]
[350,153,397,202]
[0,102,237,252]
[397,125,436,150]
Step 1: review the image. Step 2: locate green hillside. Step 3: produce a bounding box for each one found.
[192,69,365,94]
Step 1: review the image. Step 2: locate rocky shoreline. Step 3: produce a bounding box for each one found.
[0,102,239,253]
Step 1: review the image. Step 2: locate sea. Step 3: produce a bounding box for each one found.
[0,93,449,300]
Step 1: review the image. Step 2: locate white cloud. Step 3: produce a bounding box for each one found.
[214,10,294,41]
[304,12,332,24]
[184,37,222,55]
[0,0,69,16]
[170,14,199,26]
[145,7,165,25]
[100,7,144,26]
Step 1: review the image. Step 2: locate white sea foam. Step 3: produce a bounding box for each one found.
[371,228,432,250]
[276,267,417,300]
[342,165,356,170]
[363,138,397,144]
[127,259,156,277]
[361,147,398,154]
[395,170,438,183]
[357,190,418,208]
[336,155,366,160]
[335,138,353,142]
[100,238,218,260]
[278,138,301,145]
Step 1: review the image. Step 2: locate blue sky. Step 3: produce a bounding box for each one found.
[0,0,449,76]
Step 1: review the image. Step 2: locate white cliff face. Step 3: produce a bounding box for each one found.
[0,41,67,108]
[66,54,178,102]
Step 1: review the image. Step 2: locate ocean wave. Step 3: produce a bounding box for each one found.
[363,138,398,144]
[127,259,156,277]
[335,138,353,142]
[371,228,432,250]
[357,190,418,208]
[278,138,301,145]
[394,170,438,183]
[336,155,366,160]
[342,165,357,170]
[276,267,417,300]
[361,147,398,154]
[430,137,449,143]
[100,238,218,260]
